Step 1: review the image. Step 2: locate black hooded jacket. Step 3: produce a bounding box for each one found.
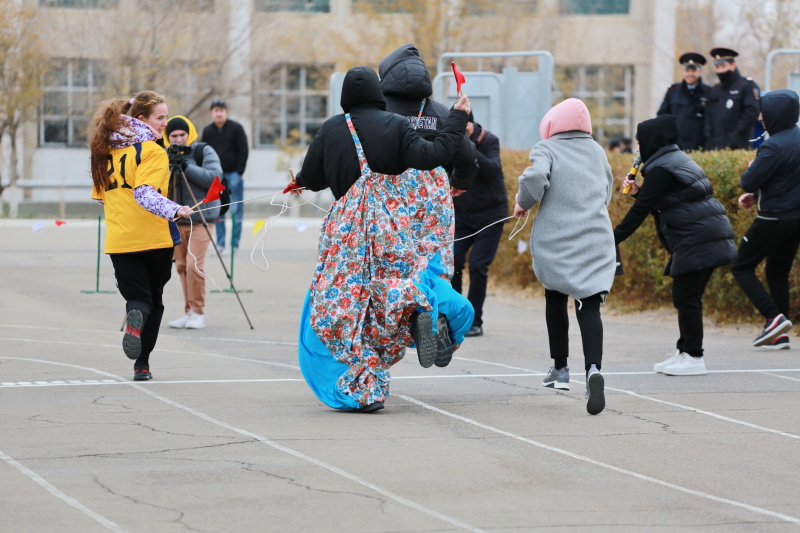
[739,89,800,221]
[379,44,478,190]
[614,115,737,276]
[453,123,508,227]
[296,66,470,200]
[704,68,760,150]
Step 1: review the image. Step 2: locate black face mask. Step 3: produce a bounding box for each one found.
[717,69,734,85]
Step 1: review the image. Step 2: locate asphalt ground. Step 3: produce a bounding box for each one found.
[1,217,798,532]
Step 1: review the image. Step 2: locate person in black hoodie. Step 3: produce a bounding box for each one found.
[732,89,800,349]
[379,44,478,193]
[614,114,737,376]
[294,66,474,413]
[451,112,508,337]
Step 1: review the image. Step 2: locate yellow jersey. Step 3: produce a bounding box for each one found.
[92,141,173,254]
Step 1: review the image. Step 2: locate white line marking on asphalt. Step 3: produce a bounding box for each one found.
[759,372,800,383]
[0,337,299,370]
[396,394,800,525]
[0,449,127,532]
[0,357,486,533]
[0,374,547,388]
[457,357,800,440]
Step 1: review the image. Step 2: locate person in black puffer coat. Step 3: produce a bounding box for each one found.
[379,44,478,193]
[614,114,737,376]
[450,112,508,337]
[731,89,800,349]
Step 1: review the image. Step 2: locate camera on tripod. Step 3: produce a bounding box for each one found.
[167,143,193,168]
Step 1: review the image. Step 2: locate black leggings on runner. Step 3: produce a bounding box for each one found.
[545,290,604,371]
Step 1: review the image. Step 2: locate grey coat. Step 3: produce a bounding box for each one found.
[174,143,223,224]
[517,131,616,299]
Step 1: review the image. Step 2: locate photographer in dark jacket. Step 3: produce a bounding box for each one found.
[164,116,223,331]
[451,113,508,337]
[614,114,737,376]
[732,89,800,349]
[379,44,478,193]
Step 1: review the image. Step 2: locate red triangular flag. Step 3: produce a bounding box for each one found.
[203,176,225,203]
[283,182,302,194]
[451,62,466,96]
[55,220,66,226]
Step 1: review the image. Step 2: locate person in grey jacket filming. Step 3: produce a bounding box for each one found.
[164,115,223,330]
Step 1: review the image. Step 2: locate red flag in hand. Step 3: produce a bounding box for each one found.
[203,176,225,203]
[283,182,302,194]
[451,62,466,96]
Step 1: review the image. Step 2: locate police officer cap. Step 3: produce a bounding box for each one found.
[679,52,706,68]
[710,48,738,65]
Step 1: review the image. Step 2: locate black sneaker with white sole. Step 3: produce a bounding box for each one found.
[133,368,152,381]
[761,334,790,350]
[752,314,792,347]
[410,312,437,368]
[585,367,605,415]
[434,316,455,368]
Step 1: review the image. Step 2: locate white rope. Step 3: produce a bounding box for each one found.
[185,217,225,295]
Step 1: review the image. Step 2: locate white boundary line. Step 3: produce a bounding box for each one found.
[0,357,486,533]
[759,372,800,384]
[396,394,800,525]
[453,357,800,440]
[0,449,127,532]
[3,338,800,440]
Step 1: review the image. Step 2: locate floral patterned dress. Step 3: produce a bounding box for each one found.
[298,111,470,409]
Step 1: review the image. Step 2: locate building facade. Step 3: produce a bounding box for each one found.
[8,0,675,203]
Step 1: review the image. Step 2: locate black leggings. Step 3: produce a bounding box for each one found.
[672,267,715,358]
[110,247,174,370]
[545,290,604,371]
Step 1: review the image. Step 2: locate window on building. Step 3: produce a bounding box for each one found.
[253,64,332,147]
[559,0,629,15]
[137,0,214,11]
[40,59,109,147]
[350,0,411,13]
[465,0,537,15]
[555,64,633,143]
[255,0,330,12]
[39,0,118,8]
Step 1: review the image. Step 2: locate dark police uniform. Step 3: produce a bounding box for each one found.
[657,53,711,151]
[704,48,760,150]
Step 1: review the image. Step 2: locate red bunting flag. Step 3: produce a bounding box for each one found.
[283,182,302,194]
[451,62,466,96]
[203,176,225,203]
[55,220,66,226]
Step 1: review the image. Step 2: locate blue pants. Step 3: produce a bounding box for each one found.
[215,171,243,249]
[298,255,474,410]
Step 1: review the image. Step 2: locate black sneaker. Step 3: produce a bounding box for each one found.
[133,368,152,381]
[123,309,145,360]
[353,401,384,413]
[410,312,437,368]
[434,316,455,368]
[761,334,790,350]
[464,325,483,337]
[752,314,792,347]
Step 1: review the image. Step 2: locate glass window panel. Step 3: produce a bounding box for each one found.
[71,93,94,114]
[255,0,330,12]
[39,0,119,8]
[559,0,629,15]
[43,91,69,115]
[43,120,68,143]
[72,119,89,144]
[45,60,69,88]
[72,60,90,87]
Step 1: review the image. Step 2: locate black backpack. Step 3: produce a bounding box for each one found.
[193,142,230,218]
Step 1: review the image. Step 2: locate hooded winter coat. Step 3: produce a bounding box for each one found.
[614,114,737,276]
[379,44,478,190]
[517,98,616,299]
[739,89,800,221]
[165,115,223,224]
[297,66,470,200]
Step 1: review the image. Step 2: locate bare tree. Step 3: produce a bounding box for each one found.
[0,0,49,193]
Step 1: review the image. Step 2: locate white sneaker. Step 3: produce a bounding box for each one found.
[185,311,205,329]
[168,314,191,329]
[663,353,707,376]
[653,350,681,373]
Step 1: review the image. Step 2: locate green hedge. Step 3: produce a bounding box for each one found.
[490,148,800,328]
